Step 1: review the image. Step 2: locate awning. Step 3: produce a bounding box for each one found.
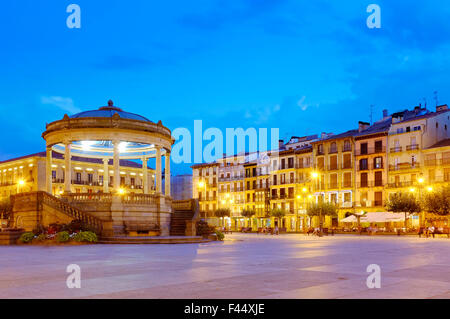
[341,212,407,223]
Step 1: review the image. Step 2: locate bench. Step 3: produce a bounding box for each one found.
[124,221,160,236]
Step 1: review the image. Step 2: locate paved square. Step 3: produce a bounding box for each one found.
[0,234,449,299]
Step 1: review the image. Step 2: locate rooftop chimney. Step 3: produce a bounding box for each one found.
[436,104,449,112]
[358,121,370,132]
[414,106,421,114]
[278,139,284,150]
[382,109,388,118]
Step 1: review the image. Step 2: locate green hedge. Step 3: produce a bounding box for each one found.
[73,231,98,243]
[18,232,35,243]
[55,231,70,243]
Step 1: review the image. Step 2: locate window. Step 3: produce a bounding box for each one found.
[330,155,338,170]
[52,171,56,179]
[359,158,368,170]
[76,173,81,183]
[360,173,368,187]
[318,144,324,154]
[330,142,337,153]
[343,172,352,188]
[343,140,351,151]
[360,143,368,155]
[130,178,135,186]
[288,157,294,169]
[88,173,93,183]
[344,192,351,203]
[375,140,383,153]
[374,192,383,206]
[397,128,404,134]
[374,157,383,169]
[120,177,125,185]
[374,171,383,186]
[343,154,352,169]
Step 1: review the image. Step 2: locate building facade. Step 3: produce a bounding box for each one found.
[191,104,450,231]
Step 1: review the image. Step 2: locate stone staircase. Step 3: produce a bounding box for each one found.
[170,210,195,236]
[11,191,105,235]
[170,199,199,236]
[40,192,104,234]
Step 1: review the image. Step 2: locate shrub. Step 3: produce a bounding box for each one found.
[214,230,225,241]
[55,231,70,243]
[32,224,46,236]
[73,231,98,243]
[196,220,214,237]
[35,234,47,242]
[62,220,100,235]
[18,232,35,243]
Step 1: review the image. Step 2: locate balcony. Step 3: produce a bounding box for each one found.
[296,163,311,169]
[328,183,339,189]
[355,146,386,156]
[328,147,338,154]
[357,163,384,171]
[342,162,353,169]
[424,159,437,167]
[390,147,403,153]
[387,181,414,188]
[328,164,339,171]
[406,144,420,151]
[357,181,373,188]
[342,146,352,152]
[389,163,420,171]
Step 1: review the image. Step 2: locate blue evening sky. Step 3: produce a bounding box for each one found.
[0,0,449,174]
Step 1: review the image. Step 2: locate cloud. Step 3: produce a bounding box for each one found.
[41,96,81,114]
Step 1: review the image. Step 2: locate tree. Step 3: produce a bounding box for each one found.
[241,209,255,228]
[306,202,338,230]
[214,208,231,227]
[385,192,421,228]
[268,208,287,228]
[422,186,450,224]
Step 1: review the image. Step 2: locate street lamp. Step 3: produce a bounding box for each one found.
[17,179,25,193]
[310,172,323,234]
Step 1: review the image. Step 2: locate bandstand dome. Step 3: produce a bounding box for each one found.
[70,100,153,123]
[41,99,173,196]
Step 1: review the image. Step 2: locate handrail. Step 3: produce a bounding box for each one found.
[39,192,103,233]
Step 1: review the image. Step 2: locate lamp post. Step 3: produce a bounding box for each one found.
[417,177,425,227]
[198,180,207,219]
[311,171,323,234]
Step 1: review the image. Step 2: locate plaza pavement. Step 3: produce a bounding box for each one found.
[0,234,449,299]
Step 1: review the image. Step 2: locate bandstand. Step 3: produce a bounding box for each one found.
[39,100,175,236]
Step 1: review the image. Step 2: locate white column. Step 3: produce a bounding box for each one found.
[64,143,72,193]
[142,156,148,194]
[156,147,162,193]
[113,140,121,193]
[46,146,53,194]
[103,158,109,193]
[165,151,171,197]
